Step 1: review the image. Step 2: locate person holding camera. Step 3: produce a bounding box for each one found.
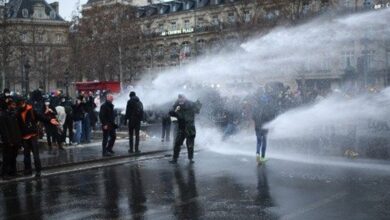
[169,94,202,164]
[99,94,117,157]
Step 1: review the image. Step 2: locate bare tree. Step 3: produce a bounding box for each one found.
[71,3,141,88]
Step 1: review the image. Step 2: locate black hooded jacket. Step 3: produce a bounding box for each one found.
[125,96,144,124]
[99,101,116,128]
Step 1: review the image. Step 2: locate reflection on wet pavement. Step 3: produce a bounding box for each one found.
[0,150,389,219]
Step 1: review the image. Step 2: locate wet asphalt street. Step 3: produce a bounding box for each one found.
[0,150,389,220]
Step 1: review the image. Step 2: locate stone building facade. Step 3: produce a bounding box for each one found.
[0,0,70,94]
[81,0,390,92]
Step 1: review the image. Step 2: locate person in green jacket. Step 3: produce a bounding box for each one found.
[169,94,202,164]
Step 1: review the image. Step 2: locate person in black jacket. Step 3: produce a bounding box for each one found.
[169,95,202,164]
[125,91,144,154]
[99,94,117,156]
[16,97,59,177]
[0,97,22,179]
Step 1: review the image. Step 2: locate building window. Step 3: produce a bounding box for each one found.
[212,15,219,26]
[56,34,62,43]
[159,7,165,14]
[37,50,44,61]
[22,9,29,18]
[197,39,206,54]
[185,2,191,10]
[156,45,164,59]
[170,43,179,59]
[145,46,152,59]
[244,11,251,23]
[342,51,355,68]
[181,42,191,57]
[20,32,27,42]
[228,12,235,23]
[344,0,352,7]
[38,33,44,42]
[158,23,164,32]
[171,22,177,30]
[362,50,376,69]
[184,20,190,29]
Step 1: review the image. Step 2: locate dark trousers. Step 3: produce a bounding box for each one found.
[256,129,268,158]
[63,119,74,144]
[81,114,91,143]
[129,122,141,152]
[1,144,18,176]
[102,128,116,153]
[46,125,61,149]
[173,130,195,160]
[23,137,41,172]
[162,119,171,141]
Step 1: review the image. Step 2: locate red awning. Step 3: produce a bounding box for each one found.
[75,81,121,93]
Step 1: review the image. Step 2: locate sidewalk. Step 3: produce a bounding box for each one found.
[7,137,172,172]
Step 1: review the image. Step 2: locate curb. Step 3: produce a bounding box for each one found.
[39,149,171,171]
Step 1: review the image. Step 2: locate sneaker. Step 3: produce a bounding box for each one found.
[189,159,195,164]
[260,157,268,163]
[169,160,177,164]
[135,150,141,154]
[108,150,115,154]
[128,149,134,154]
[256,154,261,163]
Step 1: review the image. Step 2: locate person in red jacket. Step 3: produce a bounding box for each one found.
[16,97,58,177]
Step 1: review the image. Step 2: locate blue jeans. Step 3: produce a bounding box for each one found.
[74,120,82,144]
[256,129,268,158]
[82,114,91,143]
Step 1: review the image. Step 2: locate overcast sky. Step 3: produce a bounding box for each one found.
[47,0,88,21]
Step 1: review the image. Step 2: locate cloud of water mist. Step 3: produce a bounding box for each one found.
[114,8,390,110]
[266,88,390,139]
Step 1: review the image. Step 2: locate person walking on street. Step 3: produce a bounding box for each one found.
[125,91,144,154]
[16,97,59,177]
[252,87,278,165]
[99,94,117,156]
[169,94,202,164]
[72,97,85,146]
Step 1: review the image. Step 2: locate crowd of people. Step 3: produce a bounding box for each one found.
[0,87,204,179]
[0,88,99,179]
[2,81,378,179]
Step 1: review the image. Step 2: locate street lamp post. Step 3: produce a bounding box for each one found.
[24,59,30,95]
[64,69,69,97]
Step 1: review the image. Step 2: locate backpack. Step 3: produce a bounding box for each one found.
[136,101,144,119]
